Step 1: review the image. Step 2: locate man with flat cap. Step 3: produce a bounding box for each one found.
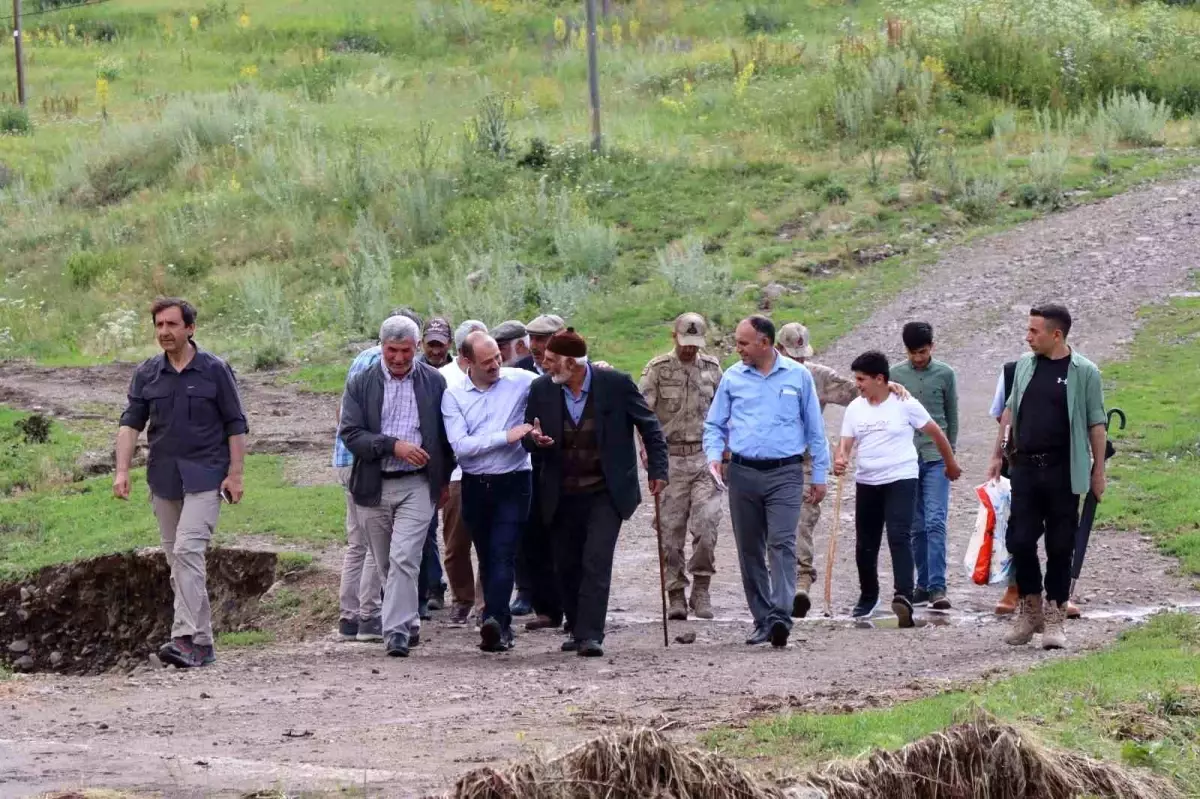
[491,320,529,369]
[640,313,724,620]
[524,328,669,656]
[524,314,566,375]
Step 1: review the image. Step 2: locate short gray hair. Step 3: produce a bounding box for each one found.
[454,319,488,350]
[379,315,420,345]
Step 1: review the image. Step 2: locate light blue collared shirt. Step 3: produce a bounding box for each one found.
[441,367,536,475]
[332,345,382,467]
[703,353,830,484]
[562,363,592,426]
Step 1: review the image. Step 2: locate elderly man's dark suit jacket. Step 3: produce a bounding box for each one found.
[523,366,668,525]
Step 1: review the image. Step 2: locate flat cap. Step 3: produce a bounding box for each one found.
[526,314,566,336]
[489,319,527,344]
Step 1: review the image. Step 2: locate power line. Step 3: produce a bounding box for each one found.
[0,0,112,26]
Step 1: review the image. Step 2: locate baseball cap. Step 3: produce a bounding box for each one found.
[422,317,451,345]
[490,319,527,344]
[778,322,814,359]
[673,312,708,348]
[526,314,566,336]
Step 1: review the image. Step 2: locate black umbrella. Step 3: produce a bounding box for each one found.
[1070,408,1126,596]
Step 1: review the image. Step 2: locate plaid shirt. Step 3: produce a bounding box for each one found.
[331,346,381,468]
[379,359,423,471]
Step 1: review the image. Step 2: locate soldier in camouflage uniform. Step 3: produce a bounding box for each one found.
[640,313,725,620]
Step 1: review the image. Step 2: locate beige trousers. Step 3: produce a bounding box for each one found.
[336,466,383,622]
[152,490,221,646]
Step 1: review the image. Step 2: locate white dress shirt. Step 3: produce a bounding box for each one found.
[440,359,468,482]
[441,367,536,475]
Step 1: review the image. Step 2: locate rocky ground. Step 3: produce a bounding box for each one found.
[1,173,1199,798]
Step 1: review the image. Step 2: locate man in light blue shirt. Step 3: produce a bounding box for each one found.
[704,315,830,649]
[441,332,537,652]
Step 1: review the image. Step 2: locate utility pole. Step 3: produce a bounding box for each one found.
[584,0,601,152]
[11,0,25,107]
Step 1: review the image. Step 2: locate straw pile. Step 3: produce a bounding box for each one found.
[447,720,1180,799]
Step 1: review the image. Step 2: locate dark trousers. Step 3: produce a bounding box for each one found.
[551,491,622,644]
[855,480,917,601]
[728,461,804,631]
[518,502,563,622]
[417,511,444,601]
[461,471,532,633]
[1007,462,1079,604]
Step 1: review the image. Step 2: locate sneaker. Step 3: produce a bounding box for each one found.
[576,639,603,657]
[930,590,952,611]
[852,595,880,619]
[356,617,383,643]
[418,599,432,621]
[385,632,410,658]
[159,637,201,669]
[337,619,359,641]
[769,621,789,648]
[892,594,915,628]
[448,603,471,626]
[480,618,503,652]
[510,592,533,617]
[745,626,770,646]
[194,642,216,666]
[427,584,446,612]
[912,588,931,606]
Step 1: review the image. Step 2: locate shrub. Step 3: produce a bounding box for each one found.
[394,173,449,247]
[240,267,293,370]
[344,216,393,336]
[656,236,733,306]
[65,250,120,288]
[0,106,32,136]
[95,56,124,81]
[822,182,851,205]
[956,172,1006,220]
[1027,140,1070,208]
[553,194,619,278]
[433,235,527,325]
[517,138,551,170]
[535,274,592,319]
[473,94,513,159]
[1097,91,1171,147]
[905,123,935,180]
[743,6,788,34]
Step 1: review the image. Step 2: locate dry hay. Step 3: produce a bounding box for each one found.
[447,721,1180,799]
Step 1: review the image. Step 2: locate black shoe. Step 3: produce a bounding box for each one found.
[852,595,880,619]
[480,619,504,652]
[385,632,410,658]
[561,638,580,652]
[892,594,915,628]
[930,590,952,611]
[745,626,770,646]
[356,617,383,643]
[912,588,931,606]
[576,640,603,657]
[338,618,359,641]
[418,600,432,621]
[769,621,789,648]
[409,630,421,648]
[510,592,533,617]
[448,603,471,626]
[792,591,811,619]
[427,585,446,611]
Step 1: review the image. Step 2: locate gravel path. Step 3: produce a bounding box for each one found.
[1,173,1198,798]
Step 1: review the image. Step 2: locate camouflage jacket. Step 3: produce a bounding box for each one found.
[806,361,857,410]
[639,351,723,445]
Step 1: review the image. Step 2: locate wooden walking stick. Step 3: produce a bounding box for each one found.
[823,474,845,617]
[653,493,669,647]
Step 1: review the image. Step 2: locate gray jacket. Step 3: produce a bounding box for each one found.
[339,360,453,507]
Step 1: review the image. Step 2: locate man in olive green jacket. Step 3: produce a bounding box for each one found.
[987,304,1106,652]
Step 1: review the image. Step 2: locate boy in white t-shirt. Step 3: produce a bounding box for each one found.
[833,351,962,626]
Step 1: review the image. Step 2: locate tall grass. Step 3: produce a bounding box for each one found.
[344,216,394,336]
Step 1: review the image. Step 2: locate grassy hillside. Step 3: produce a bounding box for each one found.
[1,0,1199,375]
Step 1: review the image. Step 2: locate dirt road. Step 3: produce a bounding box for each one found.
[1,173,1199,797]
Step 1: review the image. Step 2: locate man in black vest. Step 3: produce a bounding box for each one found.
[523,328,669,657]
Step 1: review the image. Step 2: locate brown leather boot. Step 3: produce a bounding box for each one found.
[1004,594,1043,646]
[667,589,688,620]
[689,577,713,620]
[1042,600,1067,649]
[995,584,1020,615]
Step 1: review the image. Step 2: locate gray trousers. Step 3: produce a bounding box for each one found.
[336,466,383,622]
[356,474,435,640]
[152,490,221,646]
[728,461,805,631]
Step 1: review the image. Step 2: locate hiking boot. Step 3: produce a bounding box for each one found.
[195,642,216,667]
[1065,599,1082,620]
[769,621,789,648]
[689,577,714,620]
[427,584,446,611]
[509,591,533,617]
[912,588,931,606]
[577,640,604,658]
[667,590,688,621]
[792,589,811,619]
[1004,595,1044,646]
[356,617,383,643]
[480,618,504,652]
[930,590,952,611]
[337,618,359,641]
[852,594,880,619]
[159,637,201,669]
[385,632,409,658]
[1042,601,1067,650]
[995,585,1020,615]
[891,594,915,629]
[448,603,472,626]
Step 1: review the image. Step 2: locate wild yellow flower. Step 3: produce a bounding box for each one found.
[611,22,623,46]
[189,15,200,33]
[553,17,567,42]
[95,77,110,106]
[240,64,258,79]
[683,80,694,97]
[229,174,242,192]
[659,96,687,114]
[574,28,587,50]
[734,60,756,98]
[921,55,949,86]
[67,24,77,40]
[629,18,641,39]
[316,47,326,63]
[237,12,251,29]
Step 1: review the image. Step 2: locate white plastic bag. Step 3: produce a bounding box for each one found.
[964,478,1012,585]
